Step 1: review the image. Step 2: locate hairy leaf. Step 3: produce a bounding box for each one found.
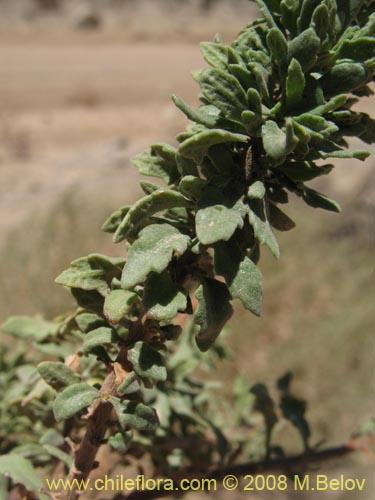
[55,254,124,296]
[248,200,280,258]
[196,201,246,245]
[143,271,188,321]
[287,27,320,70]
[179,128,248,164]
[122,224,190,288]
[0,455,48,499]
[302,187,341,212]
[110,397,159,431]
[286,58,305,110]
[82,327,119,354]
[200,42,228,69]
[262,119,298,160]
[132,144,179,184]
[1,316,58,342]
[194,278,233,351]
[128,341,167,383]
[38,362,81,392]
[215,242,263,316]
[198,68,248,121]
[114,190,191,243]
[104,289,139,323]
[53,383,99,421]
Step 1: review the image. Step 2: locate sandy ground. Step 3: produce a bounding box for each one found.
[0,32,374,245]
[0,37,209,238]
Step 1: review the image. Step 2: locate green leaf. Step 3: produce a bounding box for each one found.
[246,88,262,116]
[262,119,298,160]
[122,224,190,289]
[322,62,370,94]
[287,27,320,70]
[337,37,375,62]
[172,96,220,128]
[38,362,81,392]
[200,42,229,69]
[140,180,162,195]
[277,161,333,182]
[294,114,338,138]
[311,3,330,41]
[310,94,347,115]
[76,312,106,333]
[302,187,341,212]
[104,289,139,324]
[196,201,246,245]
[117,372,141,395]
[286,58,305,110]
[102,205,130,234]
[114,189,191,243]
[255,0,278,28]
[179,128,248,164]
[108,431,133,452]
[247,180,266,199]
[71,289,105,315]
[53,383,99,421]
[110,397,159,431]
[55,254,124,296]
[194,278,233,352]
[320,148,370,160]
[0,455,48,499]
[248,200,280,258]
[128,341,167,383]
[178,175,206,199]
[281,0,299,36]
[143,271,187,321]
[297,0,322,32]
[132,144,179,184]
[42,444,73,467]
[1,316,58,342]
[266,27,288,61]
[198,68,248,121]
[82,326,119,354]
[215,242,263,316]
[268,204,296,231]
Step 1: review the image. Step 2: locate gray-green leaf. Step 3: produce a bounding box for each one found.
[248,200,280,258]
[128,341,167,383]
[262,119,298,160]
[0,455,48,499]
[38,362,81,392]
[215,242,262,316]
[196,200,246,245]
[114,189,191,243]
[82,327,119,354]
[143,271,188,321]
[55,254,124,296]
[104,289,139,323]
[110,397,159,431]
[1,316,59,342]
[122,224,190,289]
[286,58,305,110]
[179,128,248,164]
[53,383,99,421]
[198,68,248,121]
[194,278,233,351]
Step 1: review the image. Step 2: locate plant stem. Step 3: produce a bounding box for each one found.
[63,371,117,500]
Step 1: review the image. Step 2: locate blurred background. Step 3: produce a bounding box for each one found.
[0,1,374,499]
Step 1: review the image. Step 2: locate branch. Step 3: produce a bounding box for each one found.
[107,442,359,500]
